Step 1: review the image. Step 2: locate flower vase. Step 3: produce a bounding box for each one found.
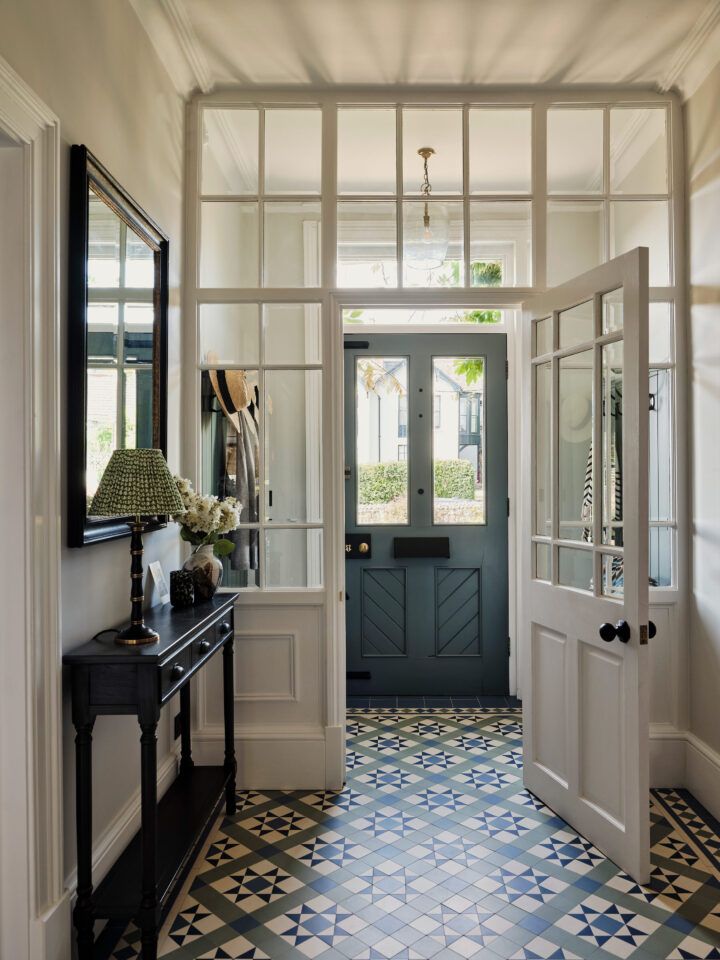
[183,543,223,603]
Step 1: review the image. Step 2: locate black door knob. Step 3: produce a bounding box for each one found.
[615,620,631,643]
[648,620,656,639]
[599,620,631,643]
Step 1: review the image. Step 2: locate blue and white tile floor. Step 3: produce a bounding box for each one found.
[109,708,720,959]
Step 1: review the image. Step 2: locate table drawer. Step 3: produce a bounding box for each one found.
[160,646,191,701]
[190,613,234,666]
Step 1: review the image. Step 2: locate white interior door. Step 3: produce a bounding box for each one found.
[521,247,650,883]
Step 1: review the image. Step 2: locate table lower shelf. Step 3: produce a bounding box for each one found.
[93,765,229,921]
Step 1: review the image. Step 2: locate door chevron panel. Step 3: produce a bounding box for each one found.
[361,568,407,657]
[435,567,482,657]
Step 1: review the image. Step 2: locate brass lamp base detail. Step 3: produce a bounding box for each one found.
[115,623,160,646]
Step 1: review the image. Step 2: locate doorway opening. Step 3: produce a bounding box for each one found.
[342,311,511,702]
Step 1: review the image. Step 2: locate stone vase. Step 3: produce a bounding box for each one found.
[183,543,223,603]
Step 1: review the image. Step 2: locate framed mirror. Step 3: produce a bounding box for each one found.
[67,145,169,546]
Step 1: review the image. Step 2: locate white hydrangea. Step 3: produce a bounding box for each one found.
[172,477,242,537]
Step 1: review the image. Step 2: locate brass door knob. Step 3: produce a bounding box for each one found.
[358,542,370,554]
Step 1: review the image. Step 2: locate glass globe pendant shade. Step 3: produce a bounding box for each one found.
[404,200,450,270]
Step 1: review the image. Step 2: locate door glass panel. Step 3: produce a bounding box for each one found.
[650,526,672,586]
[337,201,398,287]
[559,300,594,349]
[547,108,603,194]
[649,369,672,522]
[601,341,623,546]
[469,108,532,194]
[200,369,261,526]
[402,200,463,287]
[199,304,259,366]
[432,357,485,525]
[264,303,321,365]
[264,109,321,194]
[559,350,593,543]
[535,542,551,582]
[557,546,593,591]
[356,357,409,525]
[469,201,532,286]
[547,201,604,287]
[649,303,673,364]
[602,288,623,334]
[402,108,462,194]
[534,317,552,356]
[610,200,670,285]
[265,528,323,587]
[200,202,259,287]
[338,108,396,195]
[263,202,321,287]
[610,108,667,195]
[601,553,624,598]
[535,362,551,536]
[265,370,322,523]
[202,108,259,196]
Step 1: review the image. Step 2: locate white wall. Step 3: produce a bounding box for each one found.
[685,61,720,820]
[0,0,184,889]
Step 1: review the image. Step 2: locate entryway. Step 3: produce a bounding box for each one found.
[344,332,509,697]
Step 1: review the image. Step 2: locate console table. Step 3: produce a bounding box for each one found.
[64,593,238,960]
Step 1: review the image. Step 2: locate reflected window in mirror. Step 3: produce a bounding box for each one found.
[68,146,168,546]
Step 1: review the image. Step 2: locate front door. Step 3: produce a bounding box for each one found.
[344,333,508,696]
[521,248,651,882]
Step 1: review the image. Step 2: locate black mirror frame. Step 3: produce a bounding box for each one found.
[67,145,169,546]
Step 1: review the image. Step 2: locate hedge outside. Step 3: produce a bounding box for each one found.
[358,459,475,503]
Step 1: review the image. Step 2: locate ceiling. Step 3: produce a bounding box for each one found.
[131,0,720,97]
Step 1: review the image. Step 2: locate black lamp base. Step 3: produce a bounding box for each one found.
[115,519,160,646]
[115,623,159,646]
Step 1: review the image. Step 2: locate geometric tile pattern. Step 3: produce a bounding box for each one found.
[107,708,720,960]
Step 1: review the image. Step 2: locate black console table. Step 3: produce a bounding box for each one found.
[64,593,238,960]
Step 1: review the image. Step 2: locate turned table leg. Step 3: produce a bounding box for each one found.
[73,718,95,960]
[222,636,237,814]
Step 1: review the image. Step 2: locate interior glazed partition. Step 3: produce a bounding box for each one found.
[183,87,687,790]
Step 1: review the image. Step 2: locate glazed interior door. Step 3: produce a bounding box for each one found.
[522,248,650,883]
[345,333,508,696]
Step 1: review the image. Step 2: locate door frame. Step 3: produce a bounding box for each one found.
[327,292,521,721]
[0,57,66,959]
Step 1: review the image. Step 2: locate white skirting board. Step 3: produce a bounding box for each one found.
[191,725,331,790]
[686,733,720,823]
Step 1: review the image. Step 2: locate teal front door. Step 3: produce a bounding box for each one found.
[345,333,508,696]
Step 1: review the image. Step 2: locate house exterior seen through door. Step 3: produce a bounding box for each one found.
[345,332,508,696]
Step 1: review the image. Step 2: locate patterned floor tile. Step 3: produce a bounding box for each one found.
[106,708,720,960]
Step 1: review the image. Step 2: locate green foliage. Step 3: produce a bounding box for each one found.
[358,462,408,503]
[358,459,475,503]
[453,357,484,385]
[471,260,502,286]
[433,459,475,499]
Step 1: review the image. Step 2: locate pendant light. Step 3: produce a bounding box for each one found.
[404,147,449,270]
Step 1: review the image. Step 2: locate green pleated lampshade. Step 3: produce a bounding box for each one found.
[89,448,185,517]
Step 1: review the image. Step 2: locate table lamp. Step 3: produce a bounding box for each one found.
[89,448,185,645]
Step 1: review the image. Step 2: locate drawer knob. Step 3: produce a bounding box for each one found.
[170,663,185,681]
[220,620,232,634]
[197,638,212,654]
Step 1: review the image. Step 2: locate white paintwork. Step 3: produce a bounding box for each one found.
[184,86,686,792]
[522,249,650,883]
[131,0,720,97]
[0,55,66,960]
